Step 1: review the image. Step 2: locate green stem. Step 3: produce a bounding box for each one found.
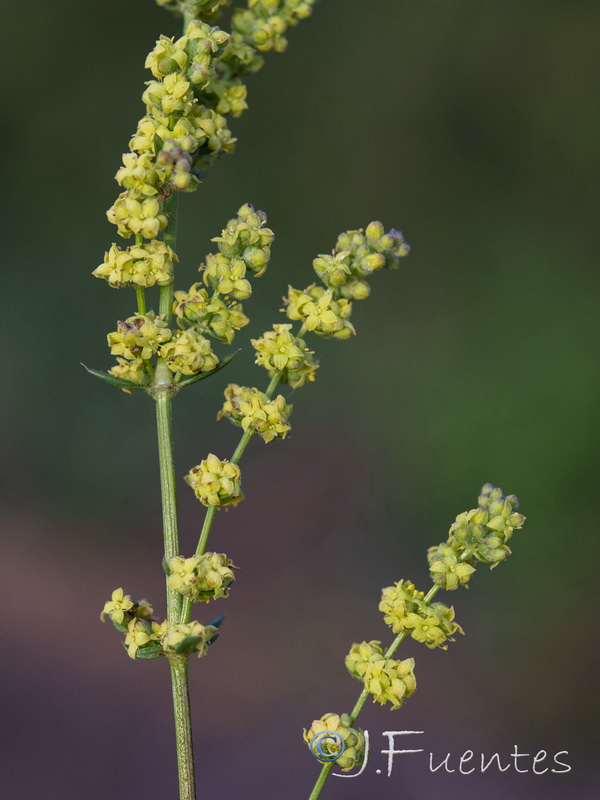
[183,6,195,28]
[307,764,335,800]
[195,505,217,557]
[265,371,281,398]
[155,15,193,800]
[135,286,147,315]
[160,192,179,322]
[228,374,280,466]
[307,554,470,799]
[133,234,147,314]
[155,365,182,623]
[169,657,197,800]
[155,358,195,799]
[181,505,217,624]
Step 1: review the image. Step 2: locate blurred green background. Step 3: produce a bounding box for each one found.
[1,0,599,798]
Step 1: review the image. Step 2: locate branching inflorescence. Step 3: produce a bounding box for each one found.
[89,4,524,800]
[91,2,410,798]
[304,484,526,798]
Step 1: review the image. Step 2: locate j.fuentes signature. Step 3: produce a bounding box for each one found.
[310,730,571,778]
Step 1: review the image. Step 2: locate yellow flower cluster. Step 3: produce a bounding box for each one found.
[162,621,217,658]
[107,313,172,361]
[447,484,526,567]
[302,488,526,763]
[427,544,476,590]
[161,329,219,375]
[125,619,168,659]
[217,383,292,442]
[284,220,410,341]
[101,589,164,660]
[106,2,316,245]
[233,0,315,54]
[284,284,354,339]
[379,580,462,649]
[167,552,236,603]
[106,20,235,242]
[107,194,168,240]
[94,5,317,397]
[251,324,317,387]
[185,454,244,507]
[303,713,365,773]
[94,241,177,289]
[173,282,249,344]
[100,586,220,660]
[345,641,416,710]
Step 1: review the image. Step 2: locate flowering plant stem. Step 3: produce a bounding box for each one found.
[156,378,197,799]
[307,553,472,800]
[153,193,196,797]
[169,656,196,799]
[93,4,414,798]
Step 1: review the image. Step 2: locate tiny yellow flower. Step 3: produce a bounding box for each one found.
[101,588,134,624]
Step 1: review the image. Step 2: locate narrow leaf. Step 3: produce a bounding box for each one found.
[207,614,225,629]
[135,645,164,660]
[111,619,129,635]
[177,350,240,388]
[81,363,146,391]
[174,635,203,656]
[121,642,164,660]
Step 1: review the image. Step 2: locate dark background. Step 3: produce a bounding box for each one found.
[1,0,599,798]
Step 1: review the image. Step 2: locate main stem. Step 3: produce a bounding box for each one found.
[169,657,196,800]
[154,175,196,797]
[306,558,470,799]
[156,375,196,800]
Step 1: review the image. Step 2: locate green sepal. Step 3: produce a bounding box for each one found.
[174,635,205,656]
[135,644,164,659]
[81,363,147,391]
[177,350,240,388]
[111,619,129,635]
[153,133,164,155]
[121,642,164,660]
[162,556,172,576]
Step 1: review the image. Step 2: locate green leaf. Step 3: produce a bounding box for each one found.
[173,635,203,656]
[111,619,129,635]
[153,133,164,156]
[135,644,164,660]
[81,363,147,391]
[206,614,225,629]
[121,642,164,660]
[177,350,240,388]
